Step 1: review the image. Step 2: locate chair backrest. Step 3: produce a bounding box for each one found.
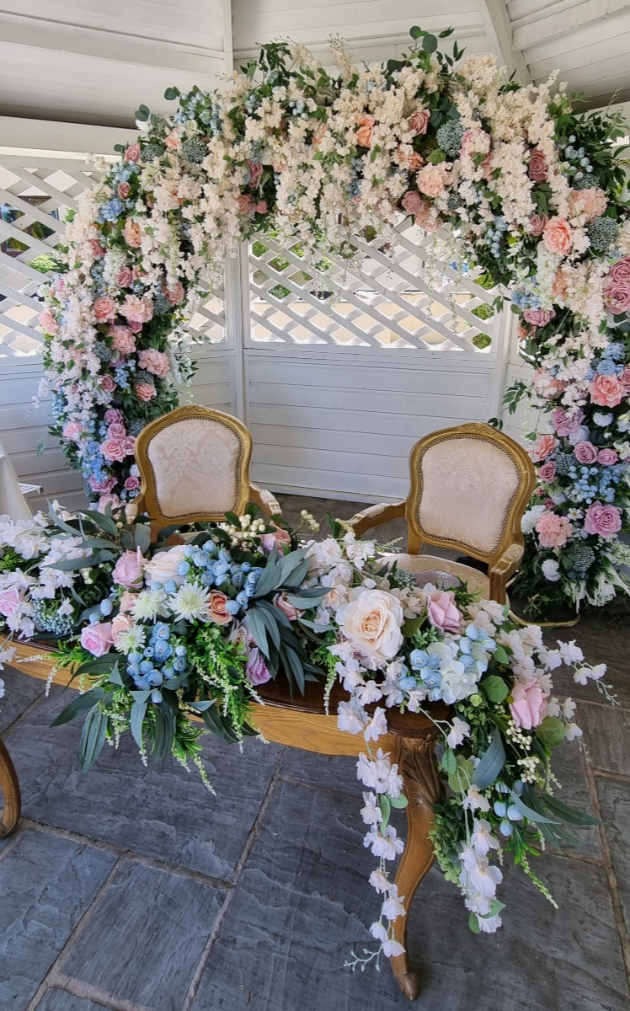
[405,422,535,565]
[134,405,253,525]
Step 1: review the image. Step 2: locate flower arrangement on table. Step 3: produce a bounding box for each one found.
[0,504,612,964]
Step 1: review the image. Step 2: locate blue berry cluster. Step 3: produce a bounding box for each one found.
[165,542,263,614]
[126,622,187,702]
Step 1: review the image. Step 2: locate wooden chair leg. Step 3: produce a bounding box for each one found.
[0,737,21,839]
[389,735,442,1000]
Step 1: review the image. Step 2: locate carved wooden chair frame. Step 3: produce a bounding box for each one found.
[350,422,536,604]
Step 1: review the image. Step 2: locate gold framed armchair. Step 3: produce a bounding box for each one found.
[132,405,281,525]
[349,422,535,604]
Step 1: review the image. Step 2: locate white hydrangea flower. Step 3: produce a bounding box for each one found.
[542,559,561,582]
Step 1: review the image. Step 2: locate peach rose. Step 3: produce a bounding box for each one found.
[530,434,558,462]
[112,613,132,644]
[535,512,573,548]
[356,115,374,148]
[408,108,431,136]
[589,374,624,408]
[93,296,117,321]
[135,382,157,402]
[164,131,181,150]
[543,217,573,255]
[335,587,404,666]
[208,590,231,625]
[122,218,142,247]
[396,148,424,172]
[119,591,139,614]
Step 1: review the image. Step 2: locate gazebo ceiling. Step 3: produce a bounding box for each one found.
[0,0,629,128]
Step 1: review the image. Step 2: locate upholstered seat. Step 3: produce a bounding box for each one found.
[350,423,535,604]
[381,552,490,597]
[133,405,281,525]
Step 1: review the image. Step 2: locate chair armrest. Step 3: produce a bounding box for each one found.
[250,483,282,518]
[348,500,406,537]
[489,542,524,604]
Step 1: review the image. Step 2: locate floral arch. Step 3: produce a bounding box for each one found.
[38,28,630,617]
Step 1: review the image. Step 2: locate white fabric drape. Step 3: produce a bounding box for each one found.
[0,440,33,520]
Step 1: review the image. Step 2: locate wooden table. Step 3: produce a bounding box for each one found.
[2,640,449,1001]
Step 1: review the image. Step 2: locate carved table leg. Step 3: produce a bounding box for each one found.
[0,737,21,839]
[389,734,442,1001]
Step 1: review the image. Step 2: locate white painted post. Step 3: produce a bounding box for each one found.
[223,244,251,425]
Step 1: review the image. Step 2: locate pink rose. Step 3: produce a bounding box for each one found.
[122,437,136,456]
[207,590,232,625]
[416,163,449,198]
[116,266,133,287]
[543,217,573,255]
[538,461,556,482]
[246,160,263,188]
[167,281,185,305]
[274,593,299,621]
[135,382,157,402]
[609,257,630,283]
[80,621,114,657]
[237,194,254,215]
[603,277,630,315]
[529,213,548,237]
[111,613,132,645]
[117,181,131,200]
[101,439,126,462]
[260,525,292,554]
[124,144,141,163]
[112,548,145,589]
[90,475,117,494]
[598,448,619,465]
[119,591,138,614]
[522,308,556,327]
[89,239,105,258]
[104,408,124,425]
[552,408,584,437]
[510,680,548,730]
[120,294,153,323]
[569,187,608,223]
[427,590,461,633]
[253,200,267,215]
[530,434,558,463]
[109,326,136,355]
[584,502,622,539]
[409,108,431,136]
[138,348,170,378]
[0,587,24,619]
[39,308,59,334]
[100,375,116,393]
[125,476,141,491]
[246,647,272,685]
[107,422,126,440]
[401,190,442,232]
[620,367,630,394]
[356,115,374,147]
[122,219,142,248]
[528,149,547,183]
[574,441,598,465]
[98,494,121,514]
[589,374,624,408]
[535,512,573,548]
[62,421,83,441]
[93,296,117,321]
[129,320,143,333]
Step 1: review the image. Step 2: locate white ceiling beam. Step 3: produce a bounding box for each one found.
[512,0,630,52]
[476,0,530,83]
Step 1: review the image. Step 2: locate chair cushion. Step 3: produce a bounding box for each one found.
[381,553,490,598]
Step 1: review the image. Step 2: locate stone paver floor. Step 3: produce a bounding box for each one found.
[1,495,630,1011]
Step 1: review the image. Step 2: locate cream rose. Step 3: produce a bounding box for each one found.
[143,544,188,586]
[335,588,404,666]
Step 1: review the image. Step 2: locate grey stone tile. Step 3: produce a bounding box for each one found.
[38,989,108,1011]
[550,738,601,859]
[192,779,628,1011]
[61,860,223,1011]
[0,828,116,1011]
[5,687,282,881]
[578,703,630,776]
[278,746,362,797]
[597,777,630,934]
[0,663,46,733]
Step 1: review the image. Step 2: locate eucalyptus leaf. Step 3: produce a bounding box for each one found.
[472,728,505,790]
[244,607,268,655]
[542,793,601,826]
[509,790,559,825]
[134,524,151,553]
[130,698,148,749]
[51,687,106,726]
[79,706,108,772]
[80,509,119,537]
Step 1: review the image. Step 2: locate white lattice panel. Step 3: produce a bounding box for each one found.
[249,220,500,353]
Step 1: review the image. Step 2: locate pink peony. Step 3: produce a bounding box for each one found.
[569,187,607,222]
[529,213,548,237]
[535,512,573,548]
[101,439,126,463]
[100,375,116,393]
[356,115,374,147]
[207,590,231,625]
[62,421,83,441]
[138,348,170,378]
[528,149,547,183]
[167,281,185,305]
[609,257,630,283]
[117,181,131,200]
[81,621,114,657]
[552,407,584,438]
[427,590,461,633]
[584,502,622,539]
[589,374,624,407]
[116,266,133,287]
[598,448,619,465]
[246,160,263,188]
[89,239,105,259]
[530,434,558,462]
[120,294,153,323]
[0,587,24,619]
[104,408,124,425]
[401,190,441,232]
[574,441,598,465]
[109,325,136,355]
[603,277,630,315]
[122,218,142,248]
[39,308,59,334]
[260,525,292,554]
[510,680,548,730]
[124,143,141,163]
[416,163,449,198]
[246,647,272,685]
[125,476,141,491]
[90,475,117,494]
[274,593,299,621]
[543,217,573,255]
[112,548,145,589]
[135,382,157,402]
[409,108,431,136]
[522,308,556,327]
[538,461,556,482]
[93,296,117,321]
